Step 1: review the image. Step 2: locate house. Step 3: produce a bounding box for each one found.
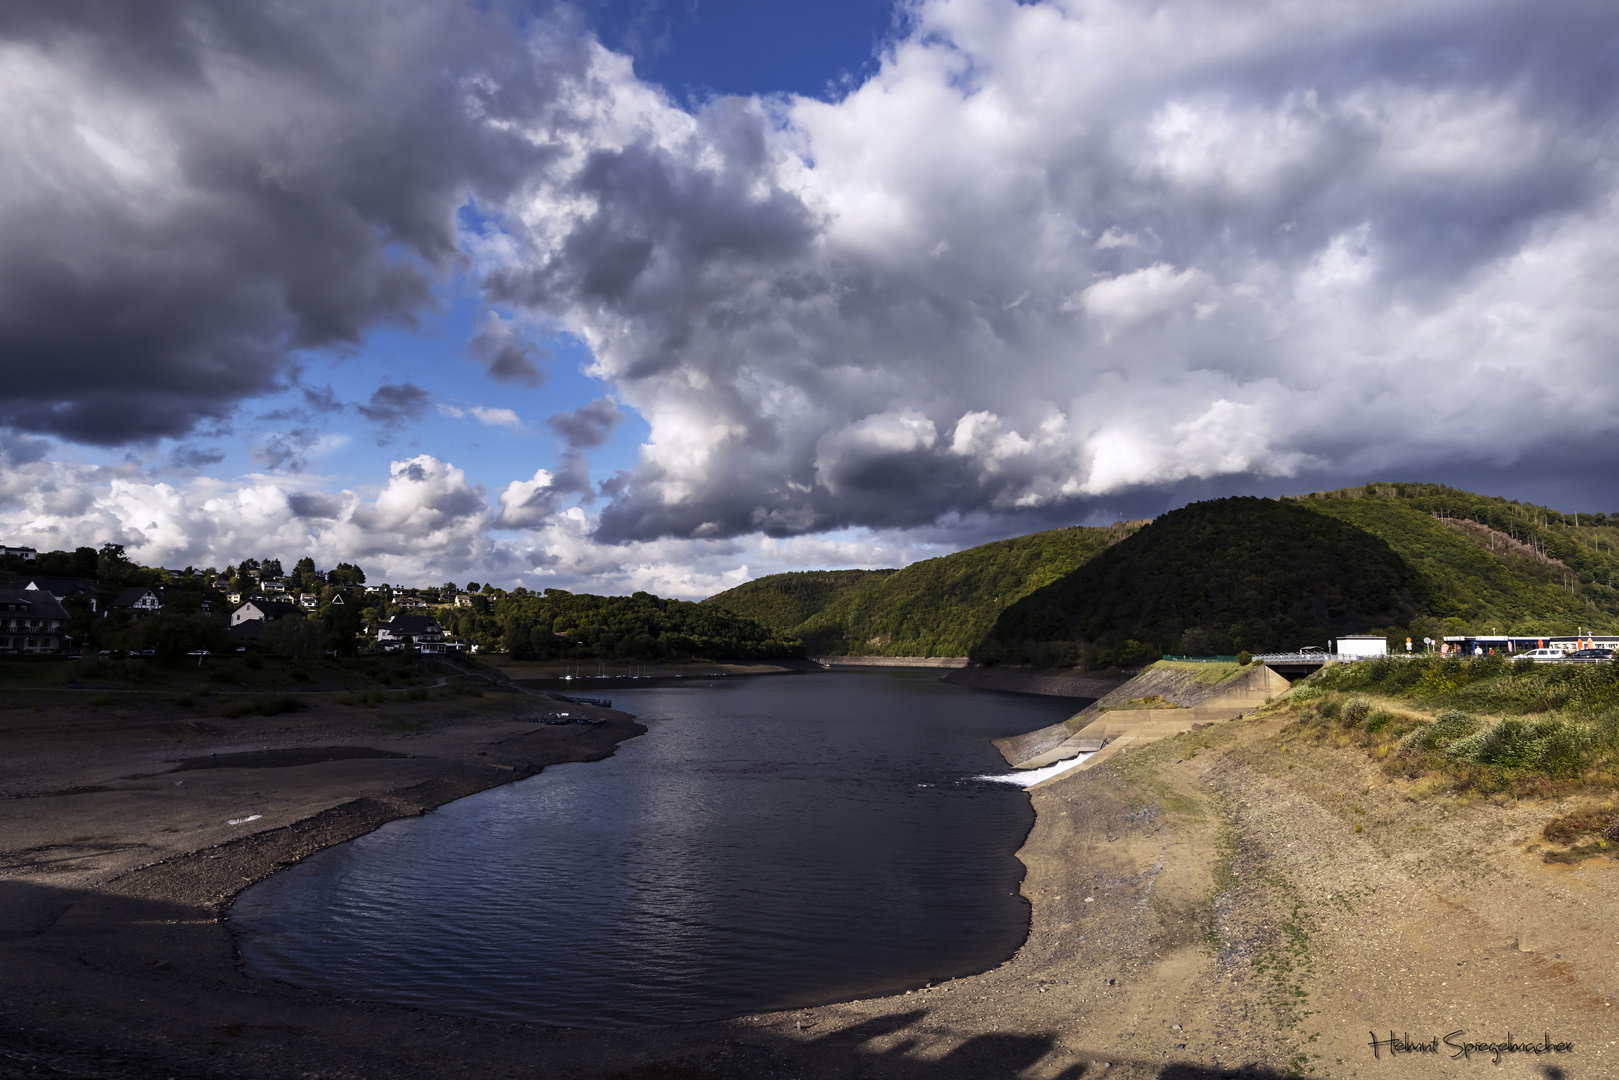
[212,576,231,590]
[299,593,319,610]
[0,589,71,653]
[375,614,445,654]
[453,593,473,608]
[1,544,38,561]
[230,598,300,626]
[24,577,99,614]
[227,592,243,605]
[397,597,428,610]
[261,579,287,593]
[112,587,163,615]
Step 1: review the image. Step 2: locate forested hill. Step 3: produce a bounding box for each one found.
[974,498,1425,666]
[712,482,1619,669]
[702,522,1144,657]
[695,570,895,634]
[1290,483,1619,628]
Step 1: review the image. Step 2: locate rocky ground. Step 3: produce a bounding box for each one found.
[1,681,1612,1079]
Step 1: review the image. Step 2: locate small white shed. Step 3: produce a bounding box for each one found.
[1336,634,1388,659]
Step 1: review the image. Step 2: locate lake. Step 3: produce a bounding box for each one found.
[229,669,1081,1027]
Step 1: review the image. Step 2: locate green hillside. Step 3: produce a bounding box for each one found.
[694,569,894,633]
[704,522,1142,657]
[1291,483,1619,631]
[974,498,1424,666]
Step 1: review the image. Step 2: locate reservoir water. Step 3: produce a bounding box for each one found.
[230,669,1081,1027]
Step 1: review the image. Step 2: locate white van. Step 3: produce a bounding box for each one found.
[1519,648,1565,663]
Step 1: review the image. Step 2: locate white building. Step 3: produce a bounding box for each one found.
[1336,634,1388,659]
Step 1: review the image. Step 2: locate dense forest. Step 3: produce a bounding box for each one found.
[709,484,1619,671]
[974,498,1425,666]
[444,589,803,661]
[703,522,1143,656]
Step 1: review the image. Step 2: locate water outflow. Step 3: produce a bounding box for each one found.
[231,670,1084,1028]
[977,752,1094,786]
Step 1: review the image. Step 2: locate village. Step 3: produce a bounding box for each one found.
[0,542,471,658]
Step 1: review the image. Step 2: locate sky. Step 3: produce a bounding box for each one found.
[2,0,1618,597]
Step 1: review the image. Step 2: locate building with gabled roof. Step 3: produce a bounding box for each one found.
[0,589,70,653]
[24,576,99,613]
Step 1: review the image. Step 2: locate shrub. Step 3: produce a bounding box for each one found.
[1447,717,1590,775]
[1291,684,1319,703]
[1235,650,1254,666]
[1365,709,1399,734]
[1341,697,1373,727]
[1397,709,1480,754]
[1320,698,1342,721]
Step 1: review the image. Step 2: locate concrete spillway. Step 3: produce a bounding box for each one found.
[993,661,1292,776]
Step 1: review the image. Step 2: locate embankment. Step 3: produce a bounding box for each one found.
[995,660,1290,769]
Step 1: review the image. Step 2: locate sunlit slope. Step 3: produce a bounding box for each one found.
[1294,484,1615,632]
[704,523,1141,657]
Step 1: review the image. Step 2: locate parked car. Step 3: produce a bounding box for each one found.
[1563,648,1614,663]
[1518,648,1566,662]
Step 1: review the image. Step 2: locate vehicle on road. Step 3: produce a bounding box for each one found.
[1519,648,1566,662]
[1563,648,1614,663]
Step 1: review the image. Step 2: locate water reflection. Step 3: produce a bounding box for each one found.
[232,670,1082,1027]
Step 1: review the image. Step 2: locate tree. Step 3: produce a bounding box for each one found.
[319,600,365,657]
[260,557,284,579]
[466,582,481,593]
[261,614,326,659]
[97,543,132,585]
[329,562,366,587]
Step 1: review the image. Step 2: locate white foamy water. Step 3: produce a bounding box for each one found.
[977,752,1093,787]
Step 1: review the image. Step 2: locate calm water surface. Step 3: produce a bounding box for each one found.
[231,670,1080,1027]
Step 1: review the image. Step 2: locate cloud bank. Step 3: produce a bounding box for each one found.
[3,0,1619,590]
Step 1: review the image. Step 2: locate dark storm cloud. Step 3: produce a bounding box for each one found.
[545,397,623,448]
[0,0,586,445]
[357,383,432,428]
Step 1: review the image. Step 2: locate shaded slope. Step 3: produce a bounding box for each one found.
[975,497,1423,665]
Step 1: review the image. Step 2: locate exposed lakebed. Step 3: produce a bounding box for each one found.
[230,670,1082,1027]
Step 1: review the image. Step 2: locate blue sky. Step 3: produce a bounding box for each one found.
[4,0,1619,595]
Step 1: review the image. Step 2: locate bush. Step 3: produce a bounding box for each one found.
[1235,650,1253,666]
[1447,717,1590,775]
[1397,709,1480,754]
[1341,697,1373,727]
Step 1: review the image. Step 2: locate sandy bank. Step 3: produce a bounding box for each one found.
[3,679,1614,1078]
